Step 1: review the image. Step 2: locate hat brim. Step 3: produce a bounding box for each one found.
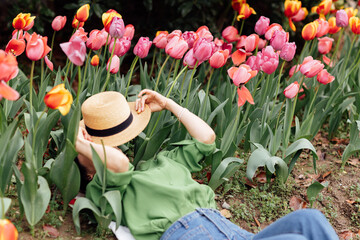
[80,102,151,147]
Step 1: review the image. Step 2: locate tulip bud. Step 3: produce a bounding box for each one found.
[109,17,125,39]
[280,42,296,61]
[133,37,152,58]
[300,56,324,78]
[292,7,308,22]
[270,30,288,51]
[153,31,168,49]
[52,16,67,31]
[182,31,199,49]
[302,21,318,40]
[317,69,335,84]
[75,4,90,22]
[209,49,229,68]
[107,55,120,74]
[124,24,135,40]
[336,10,348,27]
[183,49,198,69]
[165,36,188,59]
[193,38,213,62]
[245,34,259,52]
[44,84,73,115]
[316,19,329,38]
[26,32,51,61]
[317,37,334,55]
[12,13,35,31]
[222,26,240,43]
[72,16,84,29]
[254,16,270,36]
[91,55,99,66]
[102,9,122,32]
[328,17,341,34]
[284,81,300,98]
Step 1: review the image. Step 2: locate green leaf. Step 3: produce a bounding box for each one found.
[72,197,102,234]
[307,181,328,207]
[206,98,228,125]
[208,157,243,190]
[284,138,318,172]
[269,124,282,156]
[100,191,122,229]
[0,197,11,216]
[67,103,81,144]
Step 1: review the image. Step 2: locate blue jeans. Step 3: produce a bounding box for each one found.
[160,208,339,240]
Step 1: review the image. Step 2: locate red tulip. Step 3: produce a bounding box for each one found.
[124,24,135,40]
[109,37,131,57]
[86,29,107,50]
[0,219,18,240]
[318,37,333,55]
[322,55,334,67]
[102,9,122,32]
[26,32,51,61]
[222,26,240,43]
[91,55,99,66]
[284,81,299,99]
[153,31,168,49]
[349,16,360,35]
[300,56,324,78]
[237,86,254,106]
[72,16,84,29]
[60,36,86,66]
[107,55,120,74]
[289,64,300,77]
[133,37,152,58]
[44,83,73,115]
[75,4,90,22]
[284,0,301,31]
[345,7,358,19]
[12,13,35,31]
[328,17,341,34]
[52,16,67,31]
[5,39,25,56]
[165,35,188,59]
[255,16,270,36]
[317,69,335,85]
[237,3,256,20]
[209,49,229,68]
[313,0,332,19]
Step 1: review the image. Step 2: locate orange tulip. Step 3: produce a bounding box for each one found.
[328,17,341,34]
[237,86,254,106]
[313,0,332,19]
[72,16,84,29]
[236,3,256,20]
[349,16,360,35]
[0,50,19,83]
[91,55,99,66]
[102,9,122,32]
[0,219,18,240]
[75,4,90,22]
[12,13,35,31]
[25,32,51,61]
[5,39,25,56]
[302,21,318,40]
[44,84,73,116]
[284,0,301,31]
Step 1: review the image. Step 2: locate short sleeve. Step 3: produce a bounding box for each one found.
[161,138,216,173]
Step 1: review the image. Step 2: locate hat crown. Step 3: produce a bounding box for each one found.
[82,91,131,130]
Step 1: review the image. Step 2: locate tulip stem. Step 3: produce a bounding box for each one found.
[0,193,4,219]
[239,19,245,36]
[102,34,110,68]
[340,35,357,75]
[49,31,56,62]
[179,68,189,104]
[125,56,139,98]
[154,55,170,91]
[102,38,117,92]
[172,59,181,84]
[76,66,82,105]
[29,61,35,114]
[200,68,215,119]
[231,11,237,26]
[166,58,176,86]
[185,61,199,108]
[149,48,158,77]
[330,28,344,66]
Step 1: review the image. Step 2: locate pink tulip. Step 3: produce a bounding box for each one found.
[245,34,259,52]
[183,49,198,69]
[265,23,283,41]
[165,35,189,59]
[52,16,67,31]
[255,16,270,36]
[109,17,125,39]
[193,38,213,62]
[235,35,247,49]
[209,49,229,68]
[318,37,334,55]
[153,31,168,49]
[322,55,334,67]
[300,56,324,78]
[284,81,300,98]
[317,69,335,84]
[86,29,107,51]
[0,50,19,83]
[26,32,51,61]
[70,27,88,42]
[246,56,258,71]
[167,30,182,42]
[196,26,213,42]
[260,46,279,74]
[45,56,53,71]
[222,26,240,42]
[0,80,19,101]
[222,42,233,53]
[289,64,300,77]
[280,42,296,61]
[107,55,120,74]
[109,37,131,57]
[270,30,288,51]
[228,64,257,86]
[316,19,329,38]
[124,24,135,40]
[60,36,86,66]
[292,8,308,22]
[257,38,266,50]
[133,37,152,58]
[336,9,348,27]
[182,31,199,49]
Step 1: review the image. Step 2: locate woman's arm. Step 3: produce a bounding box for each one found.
[76,127,129,173]
[136,89,216,144]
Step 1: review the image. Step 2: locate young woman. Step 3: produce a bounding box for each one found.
[76,89,339,240]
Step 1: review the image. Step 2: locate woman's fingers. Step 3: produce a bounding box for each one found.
[141,95,149,112]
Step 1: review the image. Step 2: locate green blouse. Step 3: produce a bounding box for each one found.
[85,139,217,240]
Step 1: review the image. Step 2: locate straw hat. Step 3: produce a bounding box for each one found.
[80,91,151,146]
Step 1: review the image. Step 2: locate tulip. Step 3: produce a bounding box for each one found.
[91,55,99,66]
[5,39,25,56]
[165,35,189,59]
[292,7,308,22]
[257,38,266,50]
[181,31,199,49]
[153,31,168,49]
[317,69,335,85]
[237,3,256,20]
[11,30,24,40]
[45,56,53,71]
[345,7,358,20]
[336,10,348,27]
[231,0,246,12]
[183,49,198,69]
[52,16,67,31]
[72,16,84,29]
[0,80,20,101]
[265,23,283,41]
[270,30,288,51]
[237,86,254,106]
[60,36,86,66]
[228,64,257,86]
[322,55,334,67]
[318,37,333,55]
[102,9,122,32]
[284,81,299,99]
[109,37,131,56]
[44,83,73,116]
[196,26,213,42]
[133,37,152,58]
[302,21,318,40]
[12,13,35,31]
[222,26,240,43]
[167,30,182,42]
[284,0,301,31]
[328,17,341,34]
[349,16,360,35]
[314,0,332,19]
[300,56,324,78]
[315,19,329,38]
[0,219,18,240]
[246,56,258,71]
[231,49,246,66]
[124,24,135,40]
[243,34,258,52]
[260,46,279,74]
[0,50,18,83]
[209,49,229,68]
[26,33,51,61]
[75,4,90,22]
[70,27,88,42]
[86,29,107,50]
[222,42,233,53]
[280,42,296,61]
[289,64,300,77]
[236,35,247,49]
[106,55,120,74]
[193,38,213,62]
[254,16,270,36]
[109,17,125,39]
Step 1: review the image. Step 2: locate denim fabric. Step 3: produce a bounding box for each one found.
[160,209,339,240]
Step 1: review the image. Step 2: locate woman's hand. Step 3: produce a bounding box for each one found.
[135,89,168,113]
[77,127,92,143]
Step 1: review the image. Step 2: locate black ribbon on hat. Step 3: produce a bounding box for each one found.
[85,113,133,137]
